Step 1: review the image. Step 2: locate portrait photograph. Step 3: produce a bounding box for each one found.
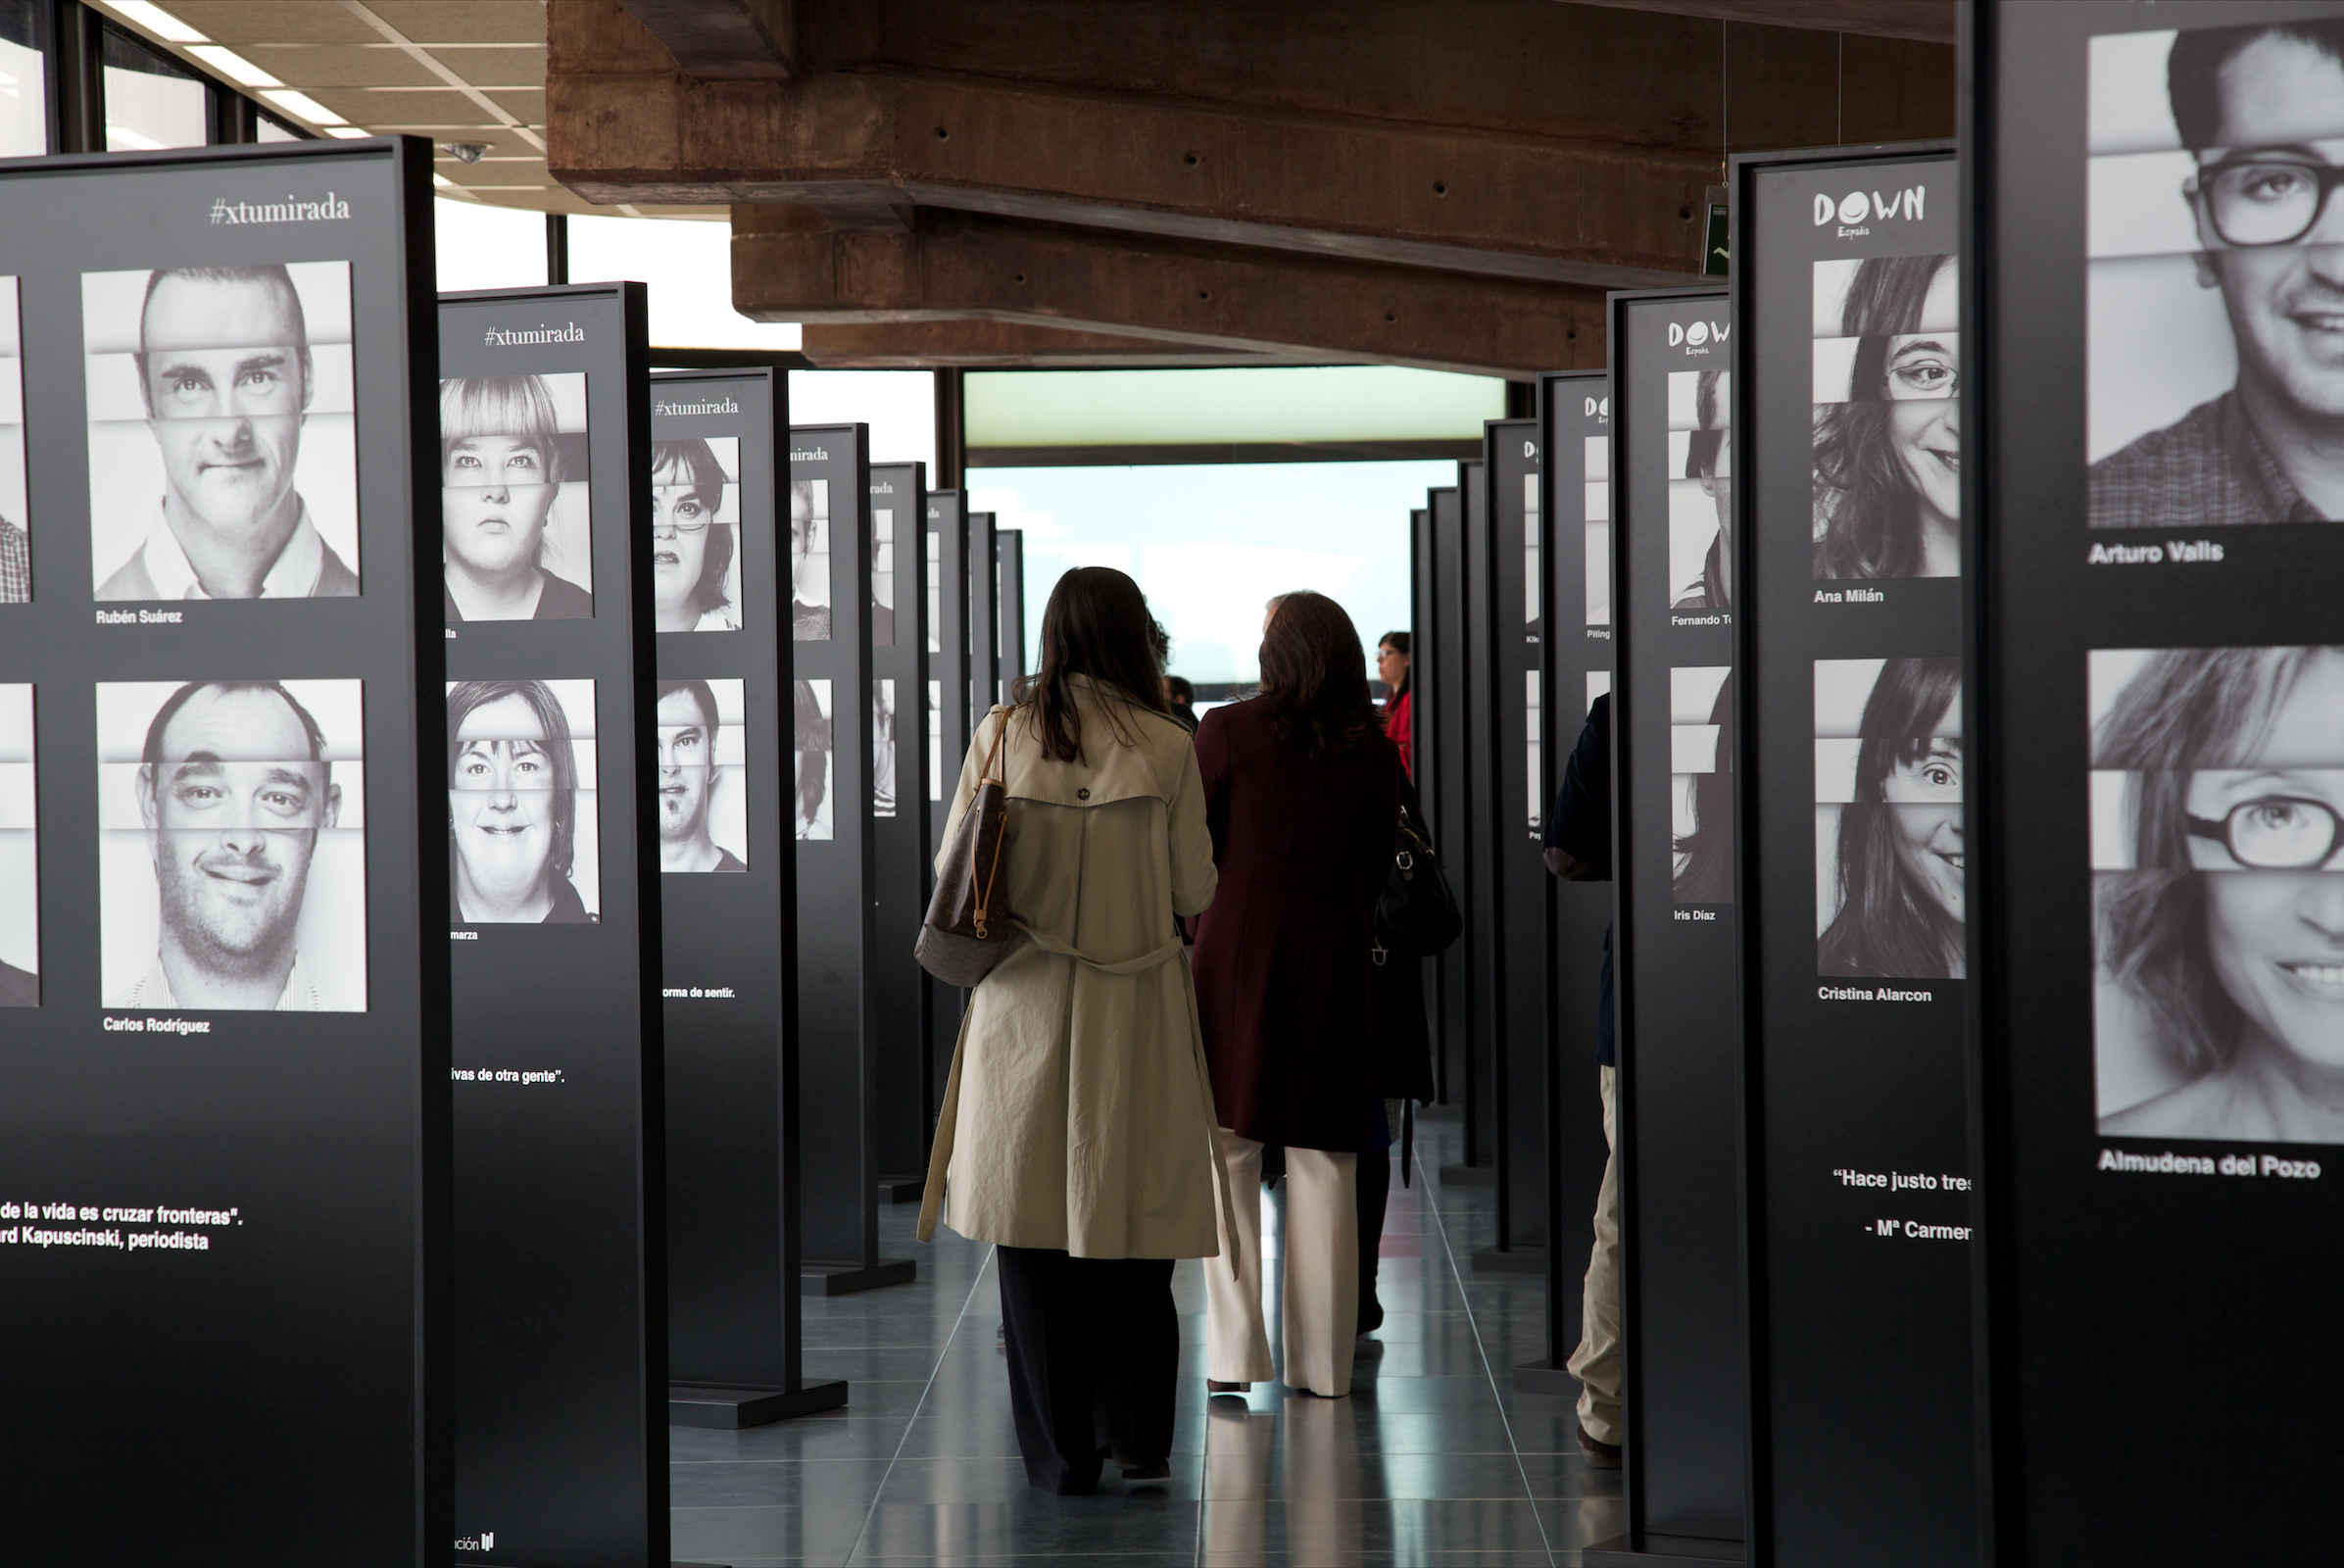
[85,262,358,601]
[795,676,833,841]
[1815,657,1965,978]
[2092,646,2344,1144]
[0,278,26,605]
[652,435,740,634]
[791,477,832,642]
[1811,255,1961,579]
[873,678,897,819]
[1585,432,1610,628]
[1667,368,1731,612]
[441,372,592,623]
[97,678,366,1011]
[0,683,36,1004]
[1671,662,1733,904]
[655,676,747,872]
[872,501,897,647]
[2089,22,2344,527]
[447,678,601,924]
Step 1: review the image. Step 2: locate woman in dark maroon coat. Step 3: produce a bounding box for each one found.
[1192,591,1401,1397]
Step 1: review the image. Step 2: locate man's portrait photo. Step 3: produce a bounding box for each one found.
[2088,21,2344,527]
[795,677,833,841]
[791,477,832,641]
[0,683,38,1005]
[873,677,896,819]
[655,677,747,872]
[0,277,29,605]
[98,678,366,1011]
[85,262,359,599]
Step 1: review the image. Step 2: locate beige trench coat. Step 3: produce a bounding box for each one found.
[917,676,1231,1259]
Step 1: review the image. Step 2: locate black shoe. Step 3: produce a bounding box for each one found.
[1577,1423,1622,1469]
[1356,1296,1385,1337]
[1119,1457,1171,1481]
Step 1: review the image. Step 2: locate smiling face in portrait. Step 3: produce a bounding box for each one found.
[655,687,714,845]
[451,693,557,903]
[140,686,338,971]
[141,274,311,541]
[651,463,715,630]
[1880,698,1964,922]
[2184,654,2344,1072]
[2191,34,2344,421]
[1885,260,1962,527]
[443,435,558,578]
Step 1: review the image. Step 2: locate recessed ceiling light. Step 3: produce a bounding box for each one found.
[186,45,280,89]
[103,2,206,44]
[260,89,347,127]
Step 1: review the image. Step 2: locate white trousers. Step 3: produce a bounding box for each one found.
[1567,1064,1622,1443]
[1204,1129,1358,1396]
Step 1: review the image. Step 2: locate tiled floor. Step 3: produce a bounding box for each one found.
[671,1112,1620,1566]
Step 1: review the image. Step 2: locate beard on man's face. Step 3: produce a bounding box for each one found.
[155,827,313,971]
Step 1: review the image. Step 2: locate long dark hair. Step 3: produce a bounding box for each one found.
[1818,659,1963,978]
[1683,370,1730,610]
[1256,591,1382,760]
[1673,672,1734,903]
[1813,254,1954,580]
[1381,629,1412,701]
[1013,566,1170,763]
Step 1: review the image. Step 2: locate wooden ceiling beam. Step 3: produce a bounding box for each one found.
[614,0,798,80]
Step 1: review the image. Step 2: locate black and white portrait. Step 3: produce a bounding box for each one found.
[1812,256,1961,578]
[0,278,26,604]
[98,678,365,1010]
[1815,658,1964,977]
[2089,22,2344,527]
[0,683,36,1004]
[447,678,600,923]
[1668,369,1731,612]
[794,677,833,841]
[85,262,358,600]
[872,501,896,647]
[1672,663,1733,904]
[441,373,592,622]
[2093,647,2344,1143]
[655,677,746,872]
[1585,432,1610,628]
[873,678,897,819]
[791,478,831,641]
[652,436,740,634]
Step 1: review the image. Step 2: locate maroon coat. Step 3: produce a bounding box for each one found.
[1191,698,1403,1152]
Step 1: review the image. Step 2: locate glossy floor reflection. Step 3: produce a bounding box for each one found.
[671,1112,1619,1566]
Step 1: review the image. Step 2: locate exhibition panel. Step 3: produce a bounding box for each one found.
[870,461,931,1203]
[1428,484,1469,1110]
[441,282,666,1564]
[996,525,1026,701]
[1591,287,1745,1563]
[0,137,447,1564]
[924,489,968,1148]
[1519,368,1613,1397]
[1479,416,1549,1265]
[1409,504,1440,1077]
[1971,4,2344,1559]
[1450,456,1497,1183]
[965,509,997,733]
[1732,143,1974,1564]
[791,424,909,1296]
[651,369,846,1431]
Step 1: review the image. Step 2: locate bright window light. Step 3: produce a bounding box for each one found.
[434,197,548,294]
[568,212,803,355]
[788,371,935,471]
[103,2,206,44]
[260,89,346,127]
[321,126,371,140]
[186,45,279,89]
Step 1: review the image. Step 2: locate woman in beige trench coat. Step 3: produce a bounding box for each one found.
[917,565,1230,1495]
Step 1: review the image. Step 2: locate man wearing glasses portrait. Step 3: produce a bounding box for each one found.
[2093,20,2344,528]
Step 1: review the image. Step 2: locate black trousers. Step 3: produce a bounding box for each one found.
[1357,1143,1392,1331]
[995,1245,1178,1494]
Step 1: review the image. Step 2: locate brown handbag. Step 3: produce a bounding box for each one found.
[914,711,1016,987]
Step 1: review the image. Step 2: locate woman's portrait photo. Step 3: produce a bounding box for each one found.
[441,373,592,624]
[873,678,896,819]
[794,677,833,841]
[1815,657,1965,978]
[447,678,599,924]
[1672,663,1733,904]
[1812,255,1961,580]
[2093,646,2344,1143]
[1668,369,1731,612]
[791,478,832,641]
[0,682,35,1004]
[651,436,740,633]
[0,277,27,604]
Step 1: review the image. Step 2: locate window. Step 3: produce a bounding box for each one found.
[104,24,206,152]
[0,0,47,157]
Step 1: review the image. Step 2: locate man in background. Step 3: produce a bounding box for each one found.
[1163,675,1199,732]
[655,678,744,872]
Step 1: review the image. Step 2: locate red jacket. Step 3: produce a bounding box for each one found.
[1384,689,1412,778]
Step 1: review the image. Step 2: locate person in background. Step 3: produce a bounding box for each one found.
[1164,675,1199,732]
[1543,693,1619,1469]
[1193,591,1403,1398]
[917,565,1226,1494]
[1377,631,1413,777]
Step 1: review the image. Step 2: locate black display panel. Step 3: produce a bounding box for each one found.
[1457,457,1496,1177]
[1733,144,1973,1565]
[791,424,904,1293]
[1527,369,1614,1393]
[965,509,997,733]
[0,137,447,1565]
[439,284,662,1566]
[997,525,1026,700]
[1427,485,1468,1110]
[1484,419,1548,1257]
[924,489,967,1151]
[870,461,930,1196]
[1972,5,2344,1559]
[650,369,843,1428]
[1409,504,1441,1085]
[1606,287,1744,1550]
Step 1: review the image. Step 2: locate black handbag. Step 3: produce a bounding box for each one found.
[1375,785,1462,958]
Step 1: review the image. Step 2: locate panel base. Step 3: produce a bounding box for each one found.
[877,1175,925,1203]
[802,1258,918,1295]
[668,1380,850,1429]
[1510,1356,1577,1397]
[1439,1161,1495,1187]
[1471,1243,1545,1274]
[1585,1535,1745,1566]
